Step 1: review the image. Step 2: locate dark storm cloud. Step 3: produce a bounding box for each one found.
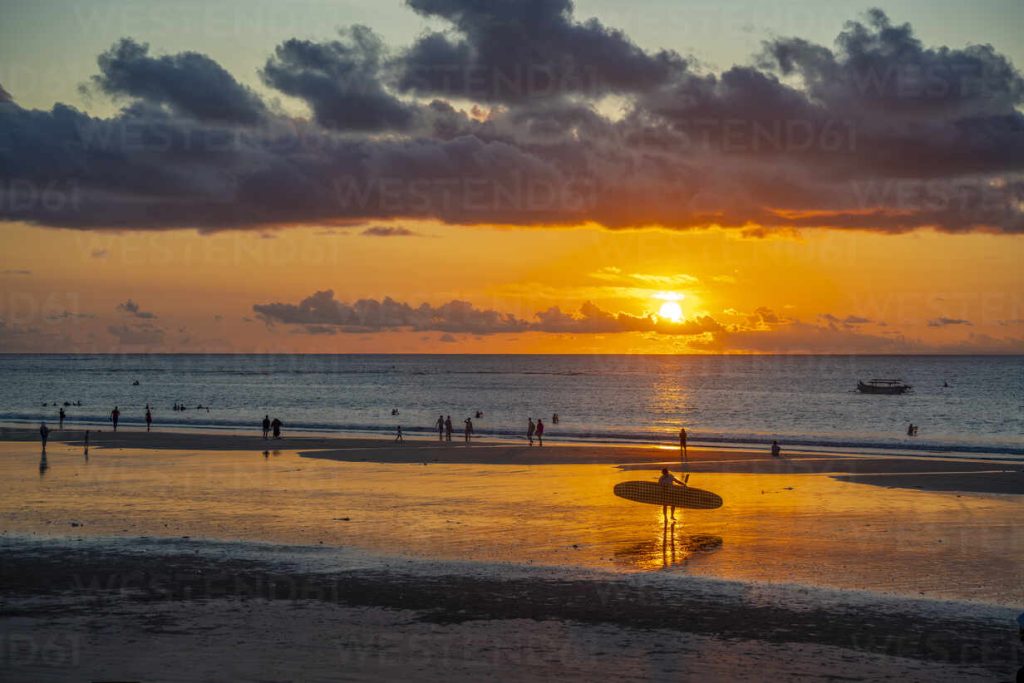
[92,39,268,124]
[261,26,415,131]
[397,0,683,102]
[0,8,1021,234]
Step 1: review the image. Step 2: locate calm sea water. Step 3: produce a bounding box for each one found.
[1,354,1021,457]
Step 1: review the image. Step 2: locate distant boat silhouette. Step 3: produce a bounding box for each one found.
[857,378,911,395]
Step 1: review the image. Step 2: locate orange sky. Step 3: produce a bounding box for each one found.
[1,220,1020,353]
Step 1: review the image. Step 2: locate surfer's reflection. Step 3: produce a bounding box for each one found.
[615,525,722,570]
[39,449,48,476]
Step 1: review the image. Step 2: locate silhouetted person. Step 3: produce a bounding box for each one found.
[445,416,452,442]
[145,407,152,432]
[464,418,473,443]
[111,406,120,431]
[907,423,915,437]
[679,427,688,458]
[659,468,685,521]
[271,418,282,439]
[436,415,445,441]
[771,440,781,458]
[39,422,50,450]
[84,430,89,458]
[536,418,544,446]
[552,413,558,424]
[527,418,535,446]
[58,408,65,429]
[395,426,403,442]
[262,415,271,440]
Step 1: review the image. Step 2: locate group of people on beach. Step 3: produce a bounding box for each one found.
[430,415,476,444]
[261,415,283,440]
[526,418,545,446]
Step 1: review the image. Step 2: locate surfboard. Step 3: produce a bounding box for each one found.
[613,481,723,510]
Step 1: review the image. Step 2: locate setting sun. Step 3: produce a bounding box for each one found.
[658,301,683,323]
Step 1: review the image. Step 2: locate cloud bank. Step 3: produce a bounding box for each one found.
[0,6,1021,234]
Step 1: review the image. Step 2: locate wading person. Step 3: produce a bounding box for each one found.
[658,468,686,521]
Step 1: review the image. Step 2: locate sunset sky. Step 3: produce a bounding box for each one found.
[1,0,1021,353]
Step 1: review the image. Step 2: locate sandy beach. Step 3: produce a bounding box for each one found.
[1,426,1022,681]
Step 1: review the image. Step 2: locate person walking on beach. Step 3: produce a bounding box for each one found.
[395,426,403,442]
[262,415,271,440]
[463,417,473,443]
[771,440,781,458]
[58,407,65,429]
[659,468,686,521]
[145,407,152,432]
[527,418,535,446]
[436,415,445,441]
[111,406,120,432]
[445,416,452,442]
[39,422,50,450]
[271,417,282,439]
[84,430,89,457]
[679,427,688,458]
[536,418,544,446]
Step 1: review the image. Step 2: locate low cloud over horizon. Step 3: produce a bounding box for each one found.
[1,5,1022,234]
[251,289,1022,354]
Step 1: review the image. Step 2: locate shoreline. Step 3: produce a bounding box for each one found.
[3,425,1022,495]
[5,416,1022,460]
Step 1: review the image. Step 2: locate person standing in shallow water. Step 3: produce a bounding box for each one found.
[771,440,781,457]
[111,406,120,431]
[145,407,152,432]
[262,415,271,440]
[463,417,473,443]
[679,427,688,458]
[527,418,535,446]
[436,414,445,441]
[444,416,452,442]
[58,407,65,429]
[536,418,544,446]
[271,417,282,439]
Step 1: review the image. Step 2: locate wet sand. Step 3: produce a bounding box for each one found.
[1,536,1019,682]
[1,427,1022,680]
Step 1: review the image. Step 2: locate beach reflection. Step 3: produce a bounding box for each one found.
[1,442,1020,605]
[614,523,723,570]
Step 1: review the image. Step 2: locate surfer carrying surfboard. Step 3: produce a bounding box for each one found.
[659,468,687,520]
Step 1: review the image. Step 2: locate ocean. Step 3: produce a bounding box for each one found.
[2,354,1021,457]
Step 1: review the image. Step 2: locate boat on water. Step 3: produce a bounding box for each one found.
[857,379,912,395]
